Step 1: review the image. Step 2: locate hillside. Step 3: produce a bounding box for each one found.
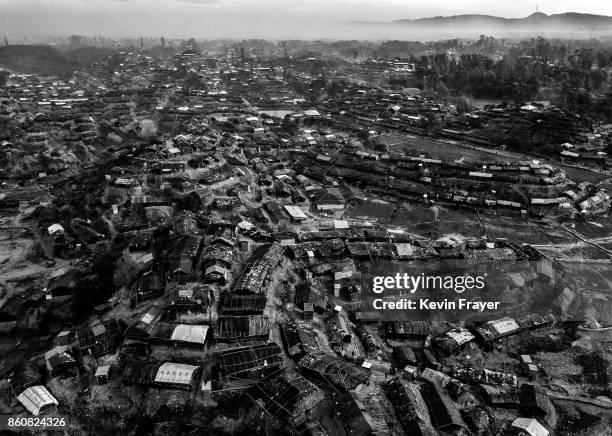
[0,45,115,77]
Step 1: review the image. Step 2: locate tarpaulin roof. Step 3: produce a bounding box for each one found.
[154,362,198,386]
[17,386,58,416]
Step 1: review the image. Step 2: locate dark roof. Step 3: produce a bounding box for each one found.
[311,188,345,205]
[280,320,319,357]
[383,378,432,431]
[393,345,418,366]
[478,384,520,407]
[421,382,467,431]
[385,321,432,338]
[215,315,270,342]
[48,269,80,296]
[0,287,44,322]
[220,293,267,314]
[519,383,556,427]
[298,352,369,390]
[125,307,163,340]
[250,369,325,424]
[218,343,283,381]
[138,273,163,292]
[232,243,284,294]
[76,318,124,357]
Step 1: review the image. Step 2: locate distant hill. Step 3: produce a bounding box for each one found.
[395,12,612,29]
[348,12,612,39]
[0,45,115,76]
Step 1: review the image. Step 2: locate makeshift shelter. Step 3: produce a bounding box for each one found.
[215,316,270,343]
[383,378,433,434]
[17,386,58,416]
[479,384,520,407]
[298,352,369,390]
[95,365,111,385]
[125,307,163,340]
[76,318,124,357]
[385,321,432,338]
[420,382,467,433]
[218,343,283,381]
[434,328,476,354]
[44,347,77,377]
[509,418,549,436]
[232,244,284,294]
[250,369,325,426]
[220,293,267,315]
[280,320,319,358]
[519,384,556,428]
[154,362,199,389]
[122,360,200,390]
[150,323,211,348]
[133,273,164,302]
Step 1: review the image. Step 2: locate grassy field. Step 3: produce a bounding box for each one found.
[378,134,522,163]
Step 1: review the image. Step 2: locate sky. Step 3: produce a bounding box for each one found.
[1,0,611,39]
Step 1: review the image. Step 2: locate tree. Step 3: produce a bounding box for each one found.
[69,34,82,46]
[176,192,202,212]
[454,95,472,114]
[0,71,9,88]
[160,36,165,47]
[281,116,299,135]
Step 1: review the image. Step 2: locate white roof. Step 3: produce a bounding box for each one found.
[95,365,111,377]
[395,243,414,257]
[334,270,353,280]
[171,324,209,344]
[238,220,254,230]
[333,219,349,229]
[205,264,226,275]
[115,177,137,186]
[154,362,199,385]
[17,386,58,416]
[47,223,64,235]
[284,205,308,219]
[560,150,579,158]
[488,317,520,335]
[421,367,452,386]
[446,329,475,346]
[141,312,155,324]
[511,418,549,436]
[178,289,193,298]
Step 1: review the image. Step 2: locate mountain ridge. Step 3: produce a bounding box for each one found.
[349,12,612,33]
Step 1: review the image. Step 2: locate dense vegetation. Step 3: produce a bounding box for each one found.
[0,45,115,76]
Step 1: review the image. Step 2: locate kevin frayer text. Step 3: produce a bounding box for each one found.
[372,298,500,312]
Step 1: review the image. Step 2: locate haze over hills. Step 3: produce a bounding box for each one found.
[348,12,612,40]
